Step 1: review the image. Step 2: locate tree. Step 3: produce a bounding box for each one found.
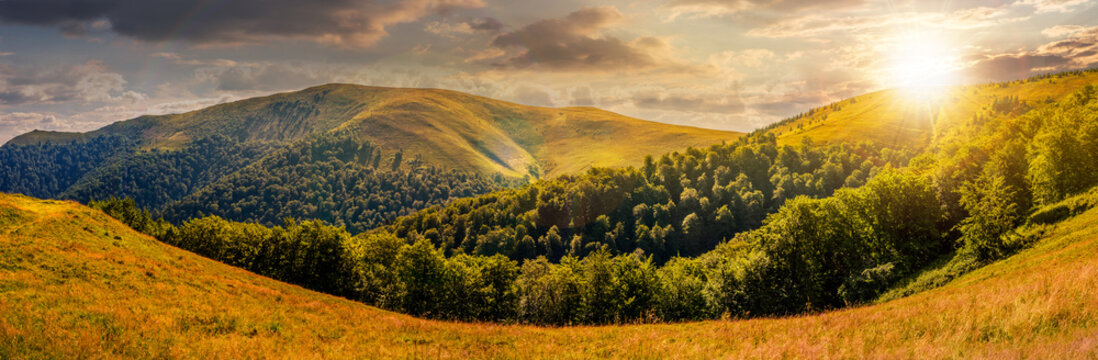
[395,239,448,316]
[957,175,1019,262]
[1029,121,1094,205]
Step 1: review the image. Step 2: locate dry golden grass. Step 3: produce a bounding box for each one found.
[2,192,1097,359]
[772,71,1098,149]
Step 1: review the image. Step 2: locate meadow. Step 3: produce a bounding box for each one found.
[2,190,1097,359]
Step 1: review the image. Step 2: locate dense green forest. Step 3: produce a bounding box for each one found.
[61,135,272,210]
[0,131,509,233]
[382,137,914,262]
[160,132,512,232]
[93,83,1098,325]
[0,135,135,198]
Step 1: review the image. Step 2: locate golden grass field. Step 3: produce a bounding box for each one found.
[2,191,1097,359]
[771,71,1098,148]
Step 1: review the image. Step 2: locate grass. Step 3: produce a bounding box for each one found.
[771,70,1098,148]
[2,192,1098,359]
[4,84,741,179]
[2,130,89,146]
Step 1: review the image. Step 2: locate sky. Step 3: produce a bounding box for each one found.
[0,0,1097,143]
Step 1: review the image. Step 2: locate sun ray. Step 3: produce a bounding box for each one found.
[885,30,963,101]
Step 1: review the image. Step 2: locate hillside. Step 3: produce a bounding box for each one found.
[0,84,740,231]
[5,84,740,178]
[2,190,1097,358]
[765,69,1098,148]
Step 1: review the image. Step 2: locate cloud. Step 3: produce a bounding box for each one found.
[1016,0,1092,14]
[0,112,60,143]
[195,63,330,92]
[965,25,1098,82]
[710,49,775,69]
[747,6,1025,38]
[569,87,595,106]
[0,0,485,48]
[484,7,677,72]
[425,17,502,37]
[151,52,237,67]
[667,0,866,19]
[1042,24,1087,38]
[631,88,746,114]
[966,53,1073,81]
[0,60,146,106]
[510,86,555,107]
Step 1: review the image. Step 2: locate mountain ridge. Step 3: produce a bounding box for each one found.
[6,83,742,179]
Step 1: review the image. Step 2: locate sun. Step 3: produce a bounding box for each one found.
[885,31,961,99]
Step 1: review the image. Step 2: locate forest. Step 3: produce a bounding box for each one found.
[20,79,1098,325]
[0,131,510,233]
[0,135,135,198]
[158,132,513,232]
[92,84,1098,325]
[380,136,914,262]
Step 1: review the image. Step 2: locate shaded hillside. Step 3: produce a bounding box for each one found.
[3,190,1098,358]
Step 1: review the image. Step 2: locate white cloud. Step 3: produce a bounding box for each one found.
[1016,0,1092,14]
[0,60,147,105]
[1042,24,1087,37]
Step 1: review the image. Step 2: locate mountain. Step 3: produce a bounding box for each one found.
[0,84,741,231]
[762,69,1098,148]
[3,189,1097,358]
[212,68,1094,324]
[6,84,739,178]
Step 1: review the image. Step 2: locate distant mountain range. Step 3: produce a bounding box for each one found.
[0,84,741,231]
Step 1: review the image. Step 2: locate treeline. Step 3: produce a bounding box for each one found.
[0,130,510,234]
[61,135,271,210]
[384,136,914,263]
[0,135,135,198]
[160,132,510,233]
[90,170,944,324]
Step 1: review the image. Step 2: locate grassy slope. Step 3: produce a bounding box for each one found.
[3,131,89,145]
[770,71,1098,148]
[2,193,1097,359]
[5,85,740,178]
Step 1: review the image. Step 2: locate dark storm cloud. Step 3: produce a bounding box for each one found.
[0,0,485,47]
[487,7,665,72]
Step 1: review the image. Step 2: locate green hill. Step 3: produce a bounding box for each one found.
[0,84,741,231]
[4,70,1098,358]
[763,69,1098,148]
[6,84,739,178]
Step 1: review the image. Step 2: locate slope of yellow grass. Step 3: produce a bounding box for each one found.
[4,84,740,178]
[2,192,1097,359]
[772,71,1098,148]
